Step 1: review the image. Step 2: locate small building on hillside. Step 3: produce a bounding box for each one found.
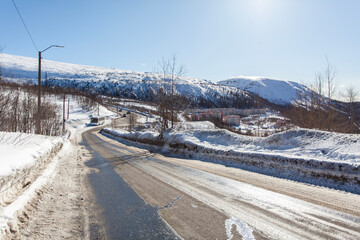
[275,119,287,128]
[188,108,239,121]
[223,115,241,126]
[238,108,266,116]
[187,108,267,121]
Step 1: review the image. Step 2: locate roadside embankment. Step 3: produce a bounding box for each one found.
[0,132,64,238]
[101,126,360,194]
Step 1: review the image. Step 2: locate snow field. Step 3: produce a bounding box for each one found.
[101,125,360,194]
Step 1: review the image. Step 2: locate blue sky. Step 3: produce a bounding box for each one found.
[1,0,360,92]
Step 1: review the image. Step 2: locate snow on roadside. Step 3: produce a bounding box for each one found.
[103,125,360,165]
[0,139,73,238]
[0,132,64,205]
[101,124,360,193]
[0,132,64,237]
[0,95,116,238]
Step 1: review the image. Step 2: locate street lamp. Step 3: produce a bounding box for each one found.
[36,45,64,134]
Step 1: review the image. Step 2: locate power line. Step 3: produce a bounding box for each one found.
[11,0,39,52]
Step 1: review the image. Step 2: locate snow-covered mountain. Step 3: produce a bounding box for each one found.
[218,76,311,105]
[0,53,251,108]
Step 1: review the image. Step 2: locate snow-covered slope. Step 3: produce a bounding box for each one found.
[102,126,360,193]
[0,53,250,107]
[219,76,311,105]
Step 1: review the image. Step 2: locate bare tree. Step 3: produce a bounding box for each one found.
[324,58,337,131]
[286,59,348,132]
[313,73,325,129]
[157,88,170,131]
[346,86,358,133]
[128,112,136,131]
[310,59,338,131]
[158,54,186,130]
[0,82,62,136]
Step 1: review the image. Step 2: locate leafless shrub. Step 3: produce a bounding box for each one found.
[345,86,358,133]
[157,55,187,131]
[0,84,62,136]
[284,59,359,133]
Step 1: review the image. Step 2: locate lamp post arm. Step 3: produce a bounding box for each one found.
[40,45,64,53]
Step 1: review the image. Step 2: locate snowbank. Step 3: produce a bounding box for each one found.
[0,132,64,237]
[101,127,360,194]
[0,132,63,206]
[261,129,360,163]
[0,137,73,238]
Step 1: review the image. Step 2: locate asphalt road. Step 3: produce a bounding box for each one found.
[82,128,180,240]
[82,127,360,240]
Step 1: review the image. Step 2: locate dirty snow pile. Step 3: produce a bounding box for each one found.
[102,123,360,193]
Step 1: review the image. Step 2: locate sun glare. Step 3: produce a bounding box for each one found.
[247,0,272,18]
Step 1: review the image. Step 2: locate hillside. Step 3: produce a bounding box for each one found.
[0,53,252,108]
[218,76,312,106]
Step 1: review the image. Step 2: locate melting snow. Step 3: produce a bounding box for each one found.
[225,216,255,240]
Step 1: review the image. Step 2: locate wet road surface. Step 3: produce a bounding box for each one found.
[82,128,180,240]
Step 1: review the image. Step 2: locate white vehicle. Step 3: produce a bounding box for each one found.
[90,116,105,126]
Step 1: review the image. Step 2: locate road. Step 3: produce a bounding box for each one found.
[83,127,360,240]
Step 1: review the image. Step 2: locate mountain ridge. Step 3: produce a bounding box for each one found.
[218,76,312,106]
[0,53,253,108]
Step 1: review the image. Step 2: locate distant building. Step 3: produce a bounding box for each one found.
[275,119,287,128]
[223,115,241,126]
[238,108,266,116]
[186,108,267,121]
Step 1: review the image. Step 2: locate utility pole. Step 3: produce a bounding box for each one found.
[67,98,70,120]
[36,45,64,134]
[37,51,41,134]
[45,72,48,87]
[63,93,66,133]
